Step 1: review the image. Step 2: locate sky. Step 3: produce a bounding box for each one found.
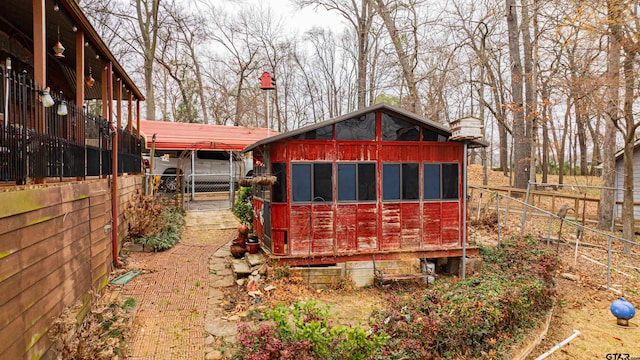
[233,0,346,33]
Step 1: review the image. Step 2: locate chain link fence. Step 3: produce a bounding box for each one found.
[469,183,640,294]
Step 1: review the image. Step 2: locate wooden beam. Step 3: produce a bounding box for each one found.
[33,0,46,134]
[136,99,141,138]
[271,248,479,267]
[75,31,85,107]
[116,78,122,128]
[101,66,108,119]
[127,91,133,133]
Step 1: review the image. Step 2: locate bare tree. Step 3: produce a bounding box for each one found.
[598,0,622,230]
[506,0,530,189]
[372,0,423,114]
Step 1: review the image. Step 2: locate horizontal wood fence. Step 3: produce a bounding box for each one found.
[0,175,142,359]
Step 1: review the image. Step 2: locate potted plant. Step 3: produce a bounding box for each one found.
[232,187,253,249]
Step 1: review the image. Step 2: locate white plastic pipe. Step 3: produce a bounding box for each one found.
[535,329,580,360]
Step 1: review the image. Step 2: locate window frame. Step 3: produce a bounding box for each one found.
[337,162,377,203]
[422,162,460,200]
[381,162,420,202]
[291,162,334,203]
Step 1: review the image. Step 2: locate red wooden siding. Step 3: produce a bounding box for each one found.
[270,143,287,162]
[356,204,378,251]
[289,205,312,255]
[379,144,422,162]
[422,203,442,246]
[337,144,377,161]
[401,203,421,248]
[336,204,357,252]
[288,142,336,161]
[271,204,288,255]
[422,143,461,162]
[441,202,460,246]
[311,204,334,254]
[381,203,401,250]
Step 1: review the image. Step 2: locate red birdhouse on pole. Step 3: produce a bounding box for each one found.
[260,71,275,90]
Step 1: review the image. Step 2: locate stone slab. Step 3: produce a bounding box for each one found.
[210,276,235,288]
[205,319,237,338]
[232,259,252,275]
[245,253,267,267]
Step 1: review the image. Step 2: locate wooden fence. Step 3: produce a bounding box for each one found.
[0,176,142,359]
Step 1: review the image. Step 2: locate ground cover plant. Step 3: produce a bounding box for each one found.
[370,237,558,359]
[232,237,558,359]
[125,191,186,251]
[233,300,388,360]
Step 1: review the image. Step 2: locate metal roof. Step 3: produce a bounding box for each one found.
[243,103,488,152]
[139,120,275,151]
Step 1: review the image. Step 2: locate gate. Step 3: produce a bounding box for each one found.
[145,142,247,211]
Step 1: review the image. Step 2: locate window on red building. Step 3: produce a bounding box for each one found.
[291,162,333,202]
[337,163,376,202]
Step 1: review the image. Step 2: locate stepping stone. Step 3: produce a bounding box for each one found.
[210,276,235,288]
[245,253,266,267]
[205,319,237,338]
[232,259,252,276]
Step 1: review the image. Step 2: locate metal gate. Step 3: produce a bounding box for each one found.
[145,143,246,211]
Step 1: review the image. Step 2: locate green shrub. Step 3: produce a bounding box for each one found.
[233,186,253,227]
[371,239,558,359]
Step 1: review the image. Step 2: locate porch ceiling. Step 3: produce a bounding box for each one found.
[0,0,143,101]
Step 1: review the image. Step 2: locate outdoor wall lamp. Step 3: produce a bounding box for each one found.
[56,91,68,116]
[39,87,55,108]
[57,100,68,116]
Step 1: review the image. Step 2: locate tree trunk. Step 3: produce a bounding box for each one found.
[506,0,529,189]
[599,0,621,230]
[575,101,588,175]
[559,97,571,184]
[541,88,550,183]
[622,53,636,253]
[522,0,536,184]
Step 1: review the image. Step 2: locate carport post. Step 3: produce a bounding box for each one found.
[229,151,234,208]
[191,150,195,201]
[462,140,468,279]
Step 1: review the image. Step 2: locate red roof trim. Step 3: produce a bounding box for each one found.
[140,120,275,151]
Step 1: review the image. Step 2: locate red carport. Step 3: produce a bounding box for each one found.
[139,120,275,151]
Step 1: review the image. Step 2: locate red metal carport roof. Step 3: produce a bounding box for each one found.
[140,120,275,151]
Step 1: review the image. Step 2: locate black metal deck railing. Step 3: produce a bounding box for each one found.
[1,68,141,184]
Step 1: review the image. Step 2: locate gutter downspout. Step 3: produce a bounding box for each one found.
[108,62,123,267]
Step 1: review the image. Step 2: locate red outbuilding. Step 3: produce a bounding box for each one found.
[243,103,486,267]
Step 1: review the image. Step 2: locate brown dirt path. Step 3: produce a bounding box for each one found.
[108,210,237,360]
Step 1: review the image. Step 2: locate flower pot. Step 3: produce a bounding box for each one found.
[237,232,247,247]
[230,243,247,258]
[247,242,260,254]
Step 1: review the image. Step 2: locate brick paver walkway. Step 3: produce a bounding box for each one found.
[111,209,237,360]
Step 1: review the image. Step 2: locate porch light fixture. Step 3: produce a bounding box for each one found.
[39,87,55,108]
[86,67,95,88]
[57,100,68,116]
[57,91,68,116]
[53,25,65,58]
